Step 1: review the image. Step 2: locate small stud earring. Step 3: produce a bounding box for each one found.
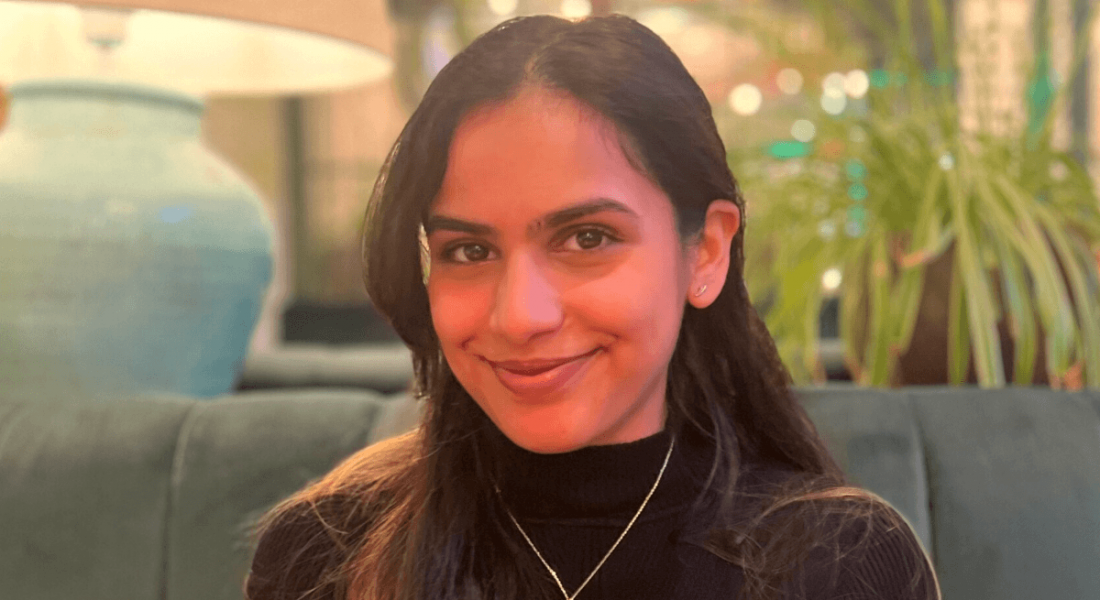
[693,284,707,297]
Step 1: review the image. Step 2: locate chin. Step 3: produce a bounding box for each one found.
[494,417,592,455]
[514,437,586,455]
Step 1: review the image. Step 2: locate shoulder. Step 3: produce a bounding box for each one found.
[245,495,365,600]
[699,460,938,600]
[245,431,422,600]
[780,492,939,600]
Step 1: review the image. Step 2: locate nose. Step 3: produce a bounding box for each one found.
[489,252,563,344]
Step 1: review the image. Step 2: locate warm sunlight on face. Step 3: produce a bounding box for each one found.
[426,88,695,454]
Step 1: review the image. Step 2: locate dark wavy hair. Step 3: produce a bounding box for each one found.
[252,14,936,600]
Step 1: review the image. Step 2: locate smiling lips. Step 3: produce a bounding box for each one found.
[486,348,601,398]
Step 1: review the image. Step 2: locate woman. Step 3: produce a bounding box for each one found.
[246,14,939,600]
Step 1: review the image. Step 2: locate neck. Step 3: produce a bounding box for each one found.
[487,423,715,520]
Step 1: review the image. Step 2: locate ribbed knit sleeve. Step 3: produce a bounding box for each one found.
[785,506,939,600]
[831,517,937,599]
[245,495,368,600]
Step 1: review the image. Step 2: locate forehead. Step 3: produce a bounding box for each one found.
[431,88,670,223]
[451,88,623,163]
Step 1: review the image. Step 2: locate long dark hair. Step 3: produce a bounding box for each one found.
[255,14,933,600]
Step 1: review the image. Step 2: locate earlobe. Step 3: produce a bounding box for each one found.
[687,200,740,308]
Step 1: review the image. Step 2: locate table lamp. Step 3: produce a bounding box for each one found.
[0,0,393,401]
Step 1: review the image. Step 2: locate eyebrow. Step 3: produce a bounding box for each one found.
[424,198,638,237]
[539,198,638,232]
[422,215,492,236]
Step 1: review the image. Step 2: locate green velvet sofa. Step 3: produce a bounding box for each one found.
[3,354,1099,600]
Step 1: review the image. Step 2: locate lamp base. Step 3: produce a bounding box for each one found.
[0,79,273,401]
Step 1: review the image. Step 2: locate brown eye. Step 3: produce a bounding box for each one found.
[574,229,605,250]
[555,226,621,253]
[462,244,489,261]
[447,242,493,263]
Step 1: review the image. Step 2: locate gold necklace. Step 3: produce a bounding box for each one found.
[499,438,675,600]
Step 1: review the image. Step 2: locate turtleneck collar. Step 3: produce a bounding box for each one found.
[489,425,717,521]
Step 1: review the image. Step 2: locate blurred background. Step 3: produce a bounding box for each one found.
[4,0,1097,389]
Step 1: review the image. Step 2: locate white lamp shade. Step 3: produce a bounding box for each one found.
[0,0,393,95]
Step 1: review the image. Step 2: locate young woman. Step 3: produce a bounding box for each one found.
[246,14,939,600]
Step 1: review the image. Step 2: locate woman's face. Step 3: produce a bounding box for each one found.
[425,88,696,454]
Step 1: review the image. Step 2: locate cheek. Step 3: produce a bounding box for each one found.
[571,252,687,340]
[427,279,492,346]
[627,240,690,313]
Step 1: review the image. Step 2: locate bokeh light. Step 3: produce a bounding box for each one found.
[560,0,591,19]
[728,83,763,115]
[791,119,816,142]
[822,72,846,97]
[821,93,846,115]
[844,69,870,98]
[845,159,867,180]
[636,6,692,38]
[487,0,517,16]
[822,268,843,291]
[680,24,720,58]
[768,141,811,159]
[776,68,803,95]
[870,69,891,88]
[938,153,955,170]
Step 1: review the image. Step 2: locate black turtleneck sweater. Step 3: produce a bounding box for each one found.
[247,428,937,600]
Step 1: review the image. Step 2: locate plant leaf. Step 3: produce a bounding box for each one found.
[1032,207,1100,387]
[891,263,926,358]
[992,174,1076,377]
[863,234,894,386]
[991,233,1038,385]
[947,245,971,385]
[947,163,1005,386]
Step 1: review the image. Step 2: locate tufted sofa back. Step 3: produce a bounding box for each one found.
[2,386,1098,600]
[0,390,418,600]
[801,387,1100,600]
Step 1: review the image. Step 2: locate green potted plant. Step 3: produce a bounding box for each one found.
[731,0,1100,388]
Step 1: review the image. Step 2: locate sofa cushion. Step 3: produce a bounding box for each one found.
[0,395,193,600]
[164,389,405,600]
[799,386,932,554]
[0,389,406,600]
[910,387,1100,600]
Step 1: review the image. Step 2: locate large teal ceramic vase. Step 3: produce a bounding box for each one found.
[0,80,273,401]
